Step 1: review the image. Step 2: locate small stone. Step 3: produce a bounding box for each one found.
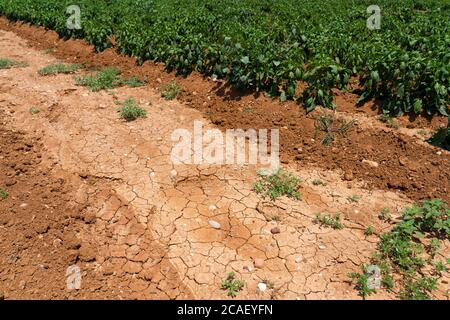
[170,169,177,178]
[398,157,408,166]
[295,256,303,263]
[254,258,265,269]
[318,245,326,250]
[436,151,442,155]
[243,265,253,272]
[257,282,267,293]
[270,227,281,234]
[67,250,79,265]
[208,205,217,211]
[36,224,49,234]
[208,220,221,229]
[362,159,379,168]
[83,211,96,224]
[20,203,28,208]
[343,172,354,181]
[354,209,359,214]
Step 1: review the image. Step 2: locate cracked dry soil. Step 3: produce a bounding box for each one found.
[0,28,449,300]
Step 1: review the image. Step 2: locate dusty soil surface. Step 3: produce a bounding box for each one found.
[0,20,449,300]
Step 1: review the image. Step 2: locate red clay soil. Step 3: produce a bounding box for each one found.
[0,112,80,299]
[0,17,448,203]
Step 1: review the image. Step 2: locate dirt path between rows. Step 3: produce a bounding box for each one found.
[0,26,449,300]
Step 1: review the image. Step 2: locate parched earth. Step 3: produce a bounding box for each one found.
[0,22,449,300]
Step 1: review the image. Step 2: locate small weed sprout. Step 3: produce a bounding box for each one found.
[253,168,301,201]
[348,267,377,300]
[314,112,355,145]
[314,213,343,230]
[312,179,326,186]
[221,272,244,298]
[123,76,146,88]
[117,97,147,121]
[349,194,360,202]
[38,63,82,75]
[0,187,8,200]
[163,81,180,100]
[28,107,40,115]
[379,110,400,129]
[0,58,27,69]
[365,226,375,236]
[378,207,392,222]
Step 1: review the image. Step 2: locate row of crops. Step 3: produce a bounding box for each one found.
[0,0,449,116]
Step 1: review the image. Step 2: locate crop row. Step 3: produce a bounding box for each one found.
[0,0,449,116]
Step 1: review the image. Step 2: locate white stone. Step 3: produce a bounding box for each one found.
[208,220,221,229]
[257,282,267,293]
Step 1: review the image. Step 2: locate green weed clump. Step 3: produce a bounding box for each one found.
[0,58,27,69]
[221,272,244,298]
[314,213,343,230]
[253,168,301,201]
[38,63,82,75]
[117,97,146,121]
[349,199,450,300]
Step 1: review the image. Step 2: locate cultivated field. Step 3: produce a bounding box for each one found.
[0,0,449,301]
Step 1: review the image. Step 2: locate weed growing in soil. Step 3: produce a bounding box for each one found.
[348,266,377,300]
[221,272,244,298]
[123,76,147,88]
[253,168,301,201]
[0,187,8,200]
[379,110,400,129]
[38,63,82,75]
[314,213,343,230]
[312,179,326,186]
[314,112,355,145]
[75,67,122,91]
[163,81,180,100]
[28,107,40,115]
[0,58,27,69]
[117,97,146,121]
[349,194,360,202]
[365,226,375,236]
[350,199,450,300]
[379,207,392,222]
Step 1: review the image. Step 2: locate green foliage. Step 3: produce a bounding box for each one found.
[1,1,448,116]
[427,117,450,151]
[379,110,400,129]
[399,276,438,300]
[162,81,180,100]
[123,76,146,88]
[314,112,355,145]
[314,213,343,230]
[0,187,8,200]
[221,272,244,298]
[38,63,81,75]
[350,199,450,300]
[379,207,392,222]
[253,168,301,201]
[348,266,377,300]
[0,58,27,69]
[365,226,375,236]
[75,67,122,91]
[312,179,326,186]
[28,106,40,115]
[117,97,146,121]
